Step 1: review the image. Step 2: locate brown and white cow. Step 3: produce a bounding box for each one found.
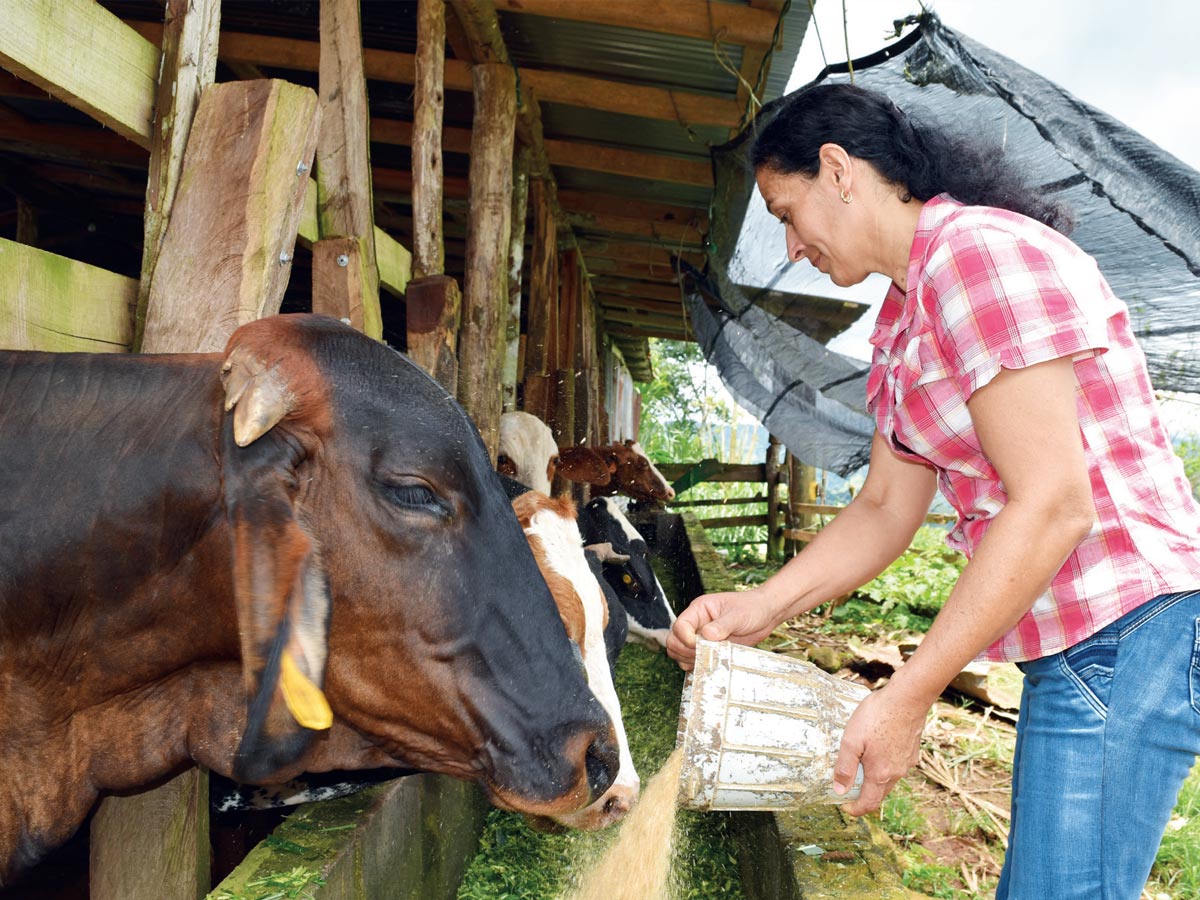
[509,489,640,829]
[0,315,617,883]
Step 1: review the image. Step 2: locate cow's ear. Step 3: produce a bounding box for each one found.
[556,446,612,486]
[221,342,333,783]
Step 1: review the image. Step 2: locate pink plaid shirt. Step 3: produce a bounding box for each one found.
[867,195,1200,662]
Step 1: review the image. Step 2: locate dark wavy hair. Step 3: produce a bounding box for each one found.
[750,83,1074,234]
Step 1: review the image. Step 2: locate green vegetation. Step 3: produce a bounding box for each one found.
[456,645,745,900]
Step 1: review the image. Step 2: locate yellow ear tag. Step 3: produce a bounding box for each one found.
[280,651,333,731]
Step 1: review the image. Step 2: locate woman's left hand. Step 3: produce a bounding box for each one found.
[831,682,928,816]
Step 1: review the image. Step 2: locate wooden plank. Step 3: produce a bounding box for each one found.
[301,178,411,298]
[766,434,785,561]
[134,0,221,352]
[458,61,516,461]
[90,770,209,900]
[557,189,707,230]
[127,22,744,129]
[312,236,380,337]
[0,238,134,351]
[141,79,321,354]
[594,277,687,301]
[658,462,768,483]
[700,513,768,530]
[494,0,779,47]
[0,0,159,147]
[315,0,380,339]
[412,0,447,279]
[374,226,413,298]
[405,274,460,391]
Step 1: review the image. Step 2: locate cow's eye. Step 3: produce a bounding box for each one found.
[382,480,445,515]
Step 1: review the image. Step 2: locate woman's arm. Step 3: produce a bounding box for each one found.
[667,429,938,669]
[834,355,1096,815]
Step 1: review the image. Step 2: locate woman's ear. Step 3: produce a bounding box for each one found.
[818,143,853,193]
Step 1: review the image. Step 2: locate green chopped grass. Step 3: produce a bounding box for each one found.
[456,644,746,900]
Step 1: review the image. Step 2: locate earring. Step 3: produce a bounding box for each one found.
[841,189,853,204]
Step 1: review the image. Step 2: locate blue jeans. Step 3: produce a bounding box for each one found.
[996,589,1200,900]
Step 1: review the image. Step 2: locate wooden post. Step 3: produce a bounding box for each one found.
[503,145,531,412]
[551,247,580,444]
[411,0,446,280]
[786,451,819,557]
[458,61,517,461]
[523,177,557,422]
[314,0,381,339]
[140,79,321,353]
[765,434,785,561]
[572,275,597,445]
[133,0,220,351]
[405,274,461,392]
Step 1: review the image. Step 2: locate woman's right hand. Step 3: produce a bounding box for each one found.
[666,586,785,670]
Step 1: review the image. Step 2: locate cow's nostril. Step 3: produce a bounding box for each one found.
[584,736,618,800]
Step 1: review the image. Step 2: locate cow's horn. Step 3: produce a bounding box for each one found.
[584,542,631,564]
[280,650,333,731]
[221,349,294,446]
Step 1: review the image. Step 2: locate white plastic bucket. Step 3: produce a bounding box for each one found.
[676,638,869,811]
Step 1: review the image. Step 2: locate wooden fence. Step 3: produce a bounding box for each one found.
[658,436,954,560]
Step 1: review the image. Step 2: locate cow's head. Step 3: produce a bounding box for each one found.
[599,441,675,504]
[218,315,617,818]
[579,497,675,648]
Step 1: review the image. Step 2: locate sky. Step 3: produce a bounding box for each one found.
[750,0,1200,436]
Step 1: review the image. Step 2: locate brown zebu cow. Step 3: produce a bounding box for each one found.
[0,314,617,884]
[592,440,676,504]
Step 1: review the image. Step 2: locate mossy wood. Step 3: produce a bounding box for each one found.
[0,0,158,148]
[0,239,135,352]
[298,180,413,298]
[140,79,321,354]
[208,775,487,900]
[91,769,210,900]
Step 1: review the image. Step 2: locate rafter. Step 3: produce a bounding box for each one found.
[494,0,780,47]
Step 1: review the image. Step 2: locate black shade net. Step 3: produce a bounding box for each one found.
[689,13,1200,477]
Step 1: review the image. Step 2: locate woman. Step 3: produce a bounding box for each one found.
[666,83,1200,899]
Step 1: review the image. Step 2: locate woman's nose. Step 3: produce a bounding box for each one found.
[786,231,805,263]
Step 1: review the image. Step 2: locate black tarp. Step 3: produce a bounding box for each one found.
[691,12,1200,476]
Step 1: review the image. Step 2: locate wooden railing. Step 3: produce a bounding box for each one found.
[659,450,954,559]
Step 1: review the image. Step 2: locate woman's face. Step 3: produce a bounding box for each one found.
[756,164,869,288]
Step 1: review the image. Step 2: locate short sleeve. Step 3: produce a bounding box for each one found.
[924,224,1111,400]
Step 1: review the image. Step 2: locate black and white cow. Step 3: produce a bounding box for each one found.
[578,497,676,648]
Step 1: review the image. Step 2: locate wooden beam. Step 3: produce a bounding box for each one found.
[596,294,685,315]
[557,189,707,230]
[0,102,148,166]
[584,256,681,283]
[605,323,688,341]
[141,79,321,354]
[314,0,380,339]
[405,274,461,390]
[458,61,517,461]
[0,238,135,351]
[568,210,705,245]
[0,0,159,148]
[544,137,710,187]
[597,306,689,332]
[494,0,779,47]
[372,117,712,188]
[412,0,447,278]
[127,22,744,129]
[593,278,684,303]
